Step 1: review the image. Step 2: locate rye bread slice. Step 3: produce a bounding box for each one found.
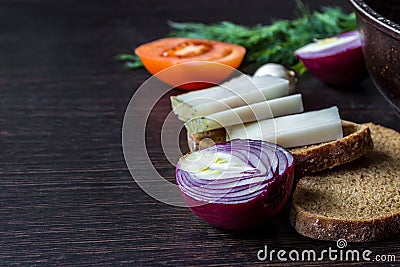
[290,120,373,177]
[187,128,226,152]
[187,120,373,177]
[290,123,400,242]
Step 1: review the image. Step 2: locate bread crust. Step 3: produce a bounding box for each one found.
[290,120,373,177]
[290,123,400,242]
[187,128,226,151]
[187,120,373,177]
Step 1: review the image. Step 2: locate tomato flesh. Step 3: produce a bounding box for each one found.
[161,41,213,58]
[135,37,246,90]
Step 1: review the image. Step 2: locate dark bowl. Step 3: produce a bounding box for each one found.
[349,0,400,114]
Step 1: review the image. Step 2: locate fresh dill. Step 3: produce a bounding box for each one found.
[116,2,356,74]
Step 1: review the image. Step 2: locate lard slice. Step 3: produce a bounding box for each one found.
[171,75,289,121]
[185,94,304,134]
[227,106,343,148]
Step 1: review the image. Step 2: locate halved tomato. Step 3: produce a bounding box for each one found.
[135,37,246,90]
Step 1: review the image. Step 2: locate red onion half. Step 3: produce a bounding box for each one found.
[176,139,294,230]
[295,30,366,85]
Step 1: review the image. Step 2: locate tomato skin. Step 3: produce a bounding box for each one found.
[135,37,246,90]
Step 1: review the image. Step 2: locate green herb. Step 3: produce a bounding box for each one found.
[116,1,356,73]
[114,54,143,69]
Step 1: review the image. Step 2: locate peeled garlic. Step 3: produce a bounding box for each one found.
[253,63,297,92]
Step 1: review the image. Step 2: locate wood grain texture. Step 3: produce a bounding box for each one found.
[0,0,399,265]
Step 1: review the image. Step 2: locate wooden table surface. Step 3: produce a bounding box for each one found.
[1,0,399,265]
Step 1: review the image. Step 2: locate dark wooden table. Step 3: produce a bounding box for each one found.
[1,0,399,265]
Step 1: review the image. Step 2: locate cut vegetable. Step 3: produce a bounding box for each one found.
[226,106,343,148]
[135,37,246,90]
[176,139,294,230]
[171,75,289,121]
[184,94,304,134]
[295,30,366,85]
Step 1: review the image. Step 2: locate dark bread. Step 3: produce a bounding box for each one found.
[290,123,400,242]
[187,120,373,177]
[290,120,373,177]
[187,128,226,152]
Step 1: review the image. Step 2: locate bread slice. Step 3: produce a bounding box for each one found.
[187,128,226,152]
[187,120,373,177]
[290,123,400,242]
[290,120,373,177]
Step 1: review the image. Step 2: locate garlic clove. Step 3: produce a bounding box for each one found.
[253,63,297,92]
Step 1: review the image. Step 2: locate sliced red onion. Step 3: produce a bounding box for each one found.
[175,139,294,230]
[295,30,366,85]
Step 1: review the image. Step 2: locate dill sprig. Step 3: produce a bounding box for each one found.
[116,2,356,74]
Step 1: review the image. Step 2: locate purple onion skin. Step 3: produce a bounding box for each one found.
[178,158,294,231]
[299,46,367,85]
[295,30,367,85]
